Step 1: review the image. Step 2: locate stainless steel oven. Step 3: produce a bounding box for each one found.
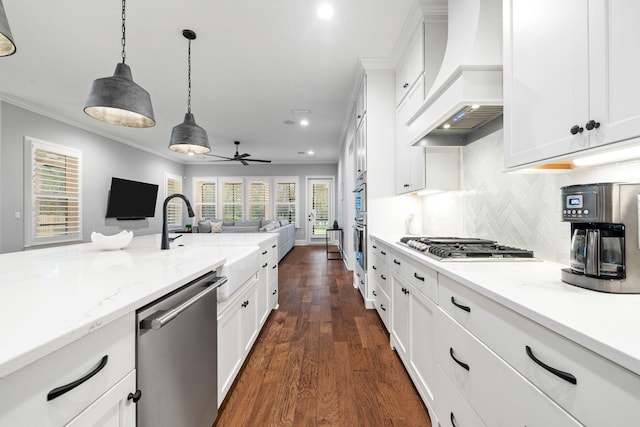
[354,213,366,271]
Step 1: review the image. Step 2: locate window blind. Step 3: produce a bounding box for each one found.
[275,181,296,225]
[221,180,243,220]
[247,180,270,220]
[195,180,217,219]
[165,174,182,227]
[27,139,82,246]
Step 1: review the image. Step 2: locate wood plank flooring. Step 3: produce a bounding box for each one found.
[214,246,432,427]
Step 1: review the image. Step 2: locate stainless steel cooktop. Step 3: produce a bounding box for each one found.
[399,236,537,261]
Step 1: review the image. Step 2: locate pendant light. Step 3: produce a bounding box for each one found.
[169,29,210,154]
[84,0,155,128]
[0,0,16,56]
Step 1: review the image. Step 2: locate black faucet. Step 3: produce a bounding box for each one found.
[161,194,195,250]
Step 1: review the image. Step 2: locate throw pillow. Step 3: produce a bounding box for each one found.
[210,221,223,233]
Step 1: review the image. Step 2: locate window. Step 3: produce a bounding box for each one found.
[275,178,298,226]
[193,178,217,220]
[25,137,82,247]
[246,179,270,220]
[165,173,183,228]
[220,179,243,221]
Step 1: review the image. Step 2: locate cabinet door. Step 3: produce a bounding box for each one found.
[504,0,590,167]
[218,298,244,405]
[241,284,259,355]
[390,275,410,360]
[257,263,270,326]
[590,0,640,148]
[65,371,136,427]
[409,286,436,408]
[355,117,367,177]
[396,24,424,105]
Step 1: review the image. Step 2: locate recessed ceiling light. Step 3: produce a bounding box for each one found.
[317,3,334,19]
[300,119,309,126]
[471,104,480,109]
[307,150,314,155]
[443,123,451,129]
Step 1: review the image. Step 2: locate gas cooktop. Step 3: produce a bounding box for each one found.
[399,236,537,261]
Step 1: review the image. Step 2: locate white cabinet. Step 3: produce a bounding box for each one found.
[217,274,261,406]
[396,24,424,106]
[388,248,437,411]
[0,313,136,426]
[66,370,136,427]
[355,75,367,129]
[258,238,278,326]
[396,94,426,194]
[436,308,581,426]
[504,0,640,168]
[354,115,367,178]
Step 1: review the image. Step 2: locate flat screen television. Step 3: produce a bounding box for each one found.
[105,177,159,220]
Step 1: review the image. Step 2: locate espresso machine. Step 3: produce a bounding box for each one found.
[561,183,640,293]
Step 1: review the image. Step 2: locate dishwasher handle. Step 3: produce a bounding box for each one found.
[140,276,228,330]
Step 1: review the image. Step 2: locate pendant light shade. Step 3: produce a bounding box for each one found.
[84,63,155,128]
[0,0,16,57]
[170,113,210,154]
[84,0,155,128]
[169,29,210,154]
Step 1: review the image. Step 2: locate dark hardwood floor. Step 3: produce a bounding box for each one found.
[214,246,432,427]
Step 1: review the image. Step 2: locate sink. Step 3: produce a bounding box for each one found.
[217,247,260,302]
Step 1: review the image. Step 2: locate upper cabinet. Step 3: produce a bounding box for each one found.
[504,0,640,168]
[396,24,425,106]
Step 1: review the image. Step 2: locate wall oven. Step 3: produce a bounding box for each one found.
[354,213,366,271]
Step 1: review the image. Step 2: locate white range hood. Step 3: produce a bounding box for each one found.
[408,0,503,145]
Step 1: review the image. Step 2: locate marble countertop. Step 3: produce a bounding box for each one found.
[0,233,274,379]
[373,234,640,376]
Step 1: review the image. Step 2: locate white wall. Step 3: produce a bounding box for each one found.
[421,128,640,264]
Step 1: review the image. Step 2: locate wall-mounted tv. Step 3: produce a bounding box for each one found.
[105,177,159,220]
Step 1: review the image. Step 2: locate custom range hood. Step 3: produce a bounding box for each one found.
[408,0,503,146]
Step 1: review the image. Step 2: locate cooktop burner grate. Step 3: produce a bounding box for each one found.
[399,236,536,261]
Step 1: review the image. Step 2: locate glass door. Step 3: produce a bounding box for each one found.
[306,178,333,243]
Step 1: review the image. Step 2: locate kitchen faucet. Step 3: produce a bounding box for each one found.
[161,194,195,250]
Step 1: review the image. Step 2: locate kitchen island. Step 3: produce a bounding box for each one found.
[0,232,277,426]
[371,233,640,427]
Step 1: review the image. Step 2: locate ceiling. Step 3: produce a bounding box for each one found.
[0,0,415,165]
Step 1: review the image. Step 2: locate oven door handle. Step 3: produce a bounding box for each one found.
[140,276,228,330]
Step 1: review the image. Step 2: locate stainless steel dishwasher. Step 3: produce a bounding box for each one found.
[136,271,227,427]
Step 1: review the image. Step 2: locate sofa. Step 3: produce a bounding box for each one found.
[196,218,294,262]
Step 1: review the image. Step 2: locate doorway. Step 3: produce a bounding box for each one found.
[306,177,334,244]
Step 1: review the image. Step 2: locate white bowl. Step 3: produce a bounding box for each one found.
[91,230,134,250]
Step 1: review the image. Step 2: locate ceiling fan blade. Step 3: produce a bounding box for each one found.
[237,153,251,158]
[207,159,233,163]
[240,159,249,166]
[203,153,234,160]
[245,158,272,163]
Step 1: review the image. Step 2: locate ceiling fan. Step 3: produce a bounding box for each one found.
[205,141,272,166]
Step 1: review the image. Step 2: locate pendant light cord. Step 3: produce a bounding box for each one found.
[187,38,192,114]
[120,0,126,64]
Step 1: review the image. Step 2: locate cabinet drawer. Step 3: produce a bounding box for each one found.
[371,240,389,264]
[400,256,437,302]
[0,313,135,427]
[439,274,640,426]
[436,365,486,427]
[436,309,581,427]
[371,258,390,295]
[372,286,390,331]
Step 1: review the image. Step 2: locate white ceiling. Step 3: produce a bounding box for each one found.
[0,0,415,165]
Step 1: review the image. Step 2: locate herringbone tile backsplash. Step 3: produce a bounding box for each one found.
[421,129,640,264]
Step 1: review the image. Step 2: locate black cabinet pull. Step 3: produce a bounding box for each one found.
[450,412,458,427]
[272,264,277,269]
[403,183,410,188]
[262,262,268,268]
[393,259,401,265]
[128,389,142,403]
[449,347,470,371]
[372,245,377,249]
[372,290,377,297]
[585,119,600,131]
[451,296,471,313]
[242,300,249,308]
[381,274,387,280]
[526,345,577,385]
[272,244,277,248]
[413,272,425,281]
[372,265,377,270]
[401,287,410,295]
[380,304,386,311]
[403,82,409,88]
[47,355,109,401]
[262,250,268,255]
[381,250,387,255]
[570,125,584,135]
[272,289,277,295]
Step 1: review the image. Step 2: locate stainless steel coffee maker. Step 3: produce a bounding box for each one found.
[561,183,640,293]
